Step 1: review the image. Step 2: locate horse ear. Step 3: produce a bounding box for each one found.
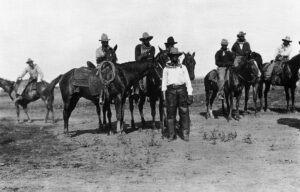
[113,44,118,51]
[158,46,163,53]
[183,52,187,56]
[192,52,195,58]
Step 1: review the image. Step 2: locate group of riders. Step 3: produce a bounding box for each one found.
[13,31,299,142]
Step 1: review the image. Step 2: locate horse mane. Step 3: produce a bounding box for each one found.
[117,60,153,71]
[287,54,300,74]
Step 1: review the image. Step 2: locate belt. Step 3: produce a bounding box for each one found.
[167,84,186,89]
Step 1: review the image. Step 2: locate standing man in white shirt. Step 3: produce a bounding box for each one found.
[15,58,44,102]
[162,47,193,142]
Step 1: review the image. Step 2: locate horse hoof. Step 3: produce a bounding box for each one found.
[138,128,142,132]
[28,119,33,123]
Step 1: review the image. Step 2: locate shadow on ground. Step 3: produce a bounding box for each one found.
[277,118,300,130]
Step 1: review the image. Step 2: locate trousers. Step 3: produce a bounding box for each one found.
[166,84,190,139]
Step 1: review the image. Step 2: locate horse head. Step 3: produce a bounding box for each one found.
[237,55,260,83]
[182,52,196,80]
[105,44,118,63]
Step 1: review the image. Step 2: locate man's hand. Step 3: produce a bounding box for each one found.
[187,95,194,105]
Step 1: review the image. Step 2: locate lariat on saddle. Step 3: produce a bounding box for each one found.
[97,61,116,100]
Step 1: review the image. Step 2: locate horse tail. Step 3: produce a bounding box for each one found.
[42,74,63,96]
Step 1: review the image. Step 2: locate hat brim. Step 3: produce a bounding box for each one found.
[26,61,33,64]
[168,52,183,57]
[164,42,177,45]
[139,36,153,41]
[282,39,292,42]
[99,39,110,42]
[237,34,246,37]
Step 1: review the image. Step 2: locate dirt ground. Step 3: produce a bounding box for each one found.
[0,84,300,192]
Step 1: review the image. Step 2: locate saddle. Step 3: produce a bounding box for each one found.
[16,79,37,95]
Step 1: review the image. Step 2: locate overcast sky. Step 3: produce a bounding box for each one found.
[0,0,300,81]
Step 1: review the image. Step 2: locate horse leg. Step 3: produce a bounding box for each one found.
[93,100,103,130]
[257,81,263,111]
[158,95,165,130]
[227,93,233,120]
[63,96,80,135]
[106,100,112,132]
[138,94,146,130]
[252,84,258,115]
[150,96,157,130]
[21,104,32,123]
[244,85,250,114]
[15,102,20,123]
[291,86,296,112]
[235,94,241,120]
[129,95,136,129]
[114,94,124,134]
[264,83,271,112]
[210,90,217,118]
[284,86,290,112]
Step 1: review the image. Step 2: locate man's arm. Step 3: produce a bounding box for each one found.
[135,45,143,61]
[215,51,223,67]
[18,67,28,79]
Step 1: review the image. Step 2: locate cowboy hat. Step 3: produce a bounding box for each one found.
[99,33,110,41]
[168,47,183,57]
[221,39,229,45]
[237,31,246,37]
[26,58,34,64]
[282,36,292,42]
[165,36,177,45]
[139,32,153,41]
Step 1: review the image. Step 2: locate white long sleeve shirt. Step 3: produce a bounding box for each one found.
[161,64,193,95]
[18,64,44,80]
[276,44,292,58]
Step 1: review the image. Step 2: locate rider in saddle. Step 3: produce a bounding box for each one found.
[134,32,156,97]
[266,36,293,84]
[15,58,44,102]
[215,39,235,100]
[96,33,118,65]
[162,47,193,142]
[95,33,117,104]
[231,31,251,67]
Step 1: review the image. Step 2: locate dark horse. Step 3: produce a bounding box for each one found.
[59,59,157,135]
[0,76,61,123]
[205,53,261,119]
[258,54,300,112]
[128,50,196,131]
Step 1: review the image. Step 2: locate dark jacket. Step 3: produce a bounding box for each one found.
[135,44,155,61]
[215,49,234,67]
[231,41,251,56]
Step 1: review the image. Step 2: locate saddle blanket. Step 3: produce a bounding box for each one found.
[73,67,93,87]
[73,67,104,96]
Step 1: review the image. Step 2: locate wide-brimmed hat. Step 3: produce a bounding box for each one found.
[99,33,110,42]
[26,58,34,64]
[165,36,177,45]
[282,36,292,42]
[237,31,246,37]
[139,32,153,41]
[168,47,183,57]
[221,39,229,45]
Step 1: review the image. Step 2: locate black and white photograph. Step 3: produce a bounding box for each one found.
[0,0,300,191]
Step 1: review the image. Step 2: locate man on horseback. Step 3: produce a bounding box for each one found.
[15,58,44,102]
[162,47,193,142]
[231,31,251,67]
[134,32,155,96]
[215,39,235,100]
[265,36,293,84]
[96,33,118,64]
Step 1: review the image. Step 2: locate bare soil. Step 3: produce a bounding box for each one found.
[0,85,300,192]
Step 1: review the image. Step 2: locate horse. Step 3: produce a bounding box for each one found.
[258,54,300,112]
[128,50,196,132]
[59,59,158,135]
[128,48,169,131]
[205,53,260,119]
[0,76,61,123]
